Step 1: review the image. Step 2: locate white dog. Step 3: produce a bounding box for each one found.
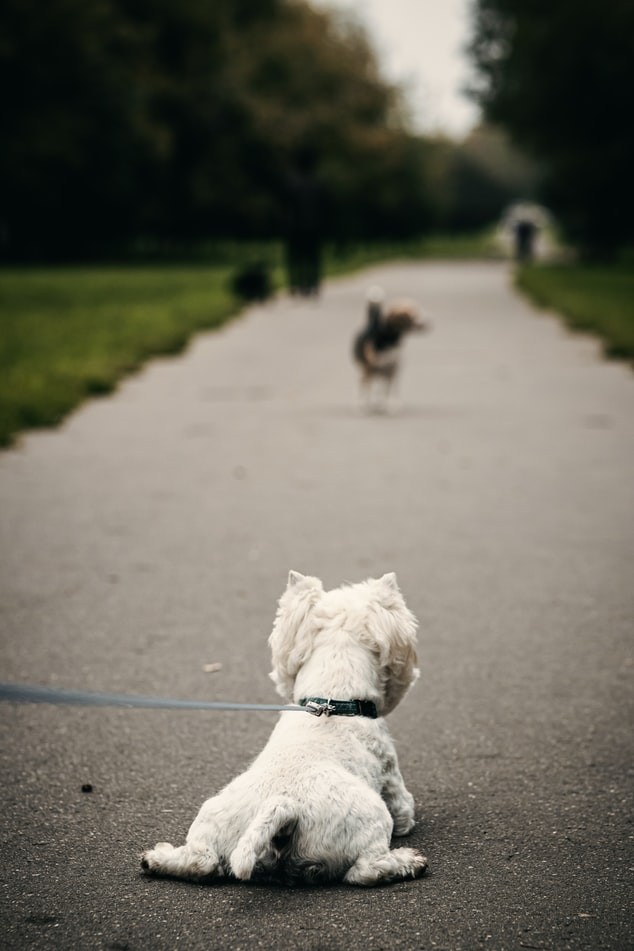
[141,571,427,886]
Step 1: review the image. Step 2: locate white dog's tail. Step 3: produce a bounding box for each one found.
[229,797,298,880]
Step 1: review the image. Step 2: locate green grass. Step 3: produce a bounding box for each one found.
[516,263,634,363]
[416,230,502,259]
[0,233,497,447]
[0,265,239,446]
[324,230,498,274]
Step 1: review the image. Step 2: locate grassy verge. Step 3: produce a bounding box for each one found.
[324,230,498,275]
[416,230,502,259]
[516,263,634,363]
[0,233,495,447]
[0,265,238,447]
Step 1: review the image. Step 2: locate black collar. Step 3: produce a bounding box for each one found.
[300,697,378,719]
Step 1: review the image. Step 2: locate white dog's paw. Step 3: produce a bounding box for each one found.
[343,847,428,886]
[229,842,257,880]
[392,814,416,836]
[141,841,220,880]
[395,847,428,878]
[141,842,175,875]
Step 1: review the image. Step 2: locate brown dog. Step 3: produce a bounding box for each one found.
[353,287,428,410]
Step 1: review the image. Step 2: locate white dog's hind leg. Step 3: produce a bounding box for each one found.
[229,796,296,880]
[382,772,416,836]
[141,840,221,881]
[343,847,427,886]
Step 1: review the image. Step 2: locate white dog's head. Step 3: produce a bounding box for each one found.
[269,571,419,716]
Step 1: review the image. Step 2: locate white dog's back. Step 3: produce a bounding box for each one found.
[141,573,427,886]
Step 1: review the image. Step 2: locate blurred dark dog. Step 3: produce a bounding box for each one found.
[353,287,429,411]
[230,261,273,302]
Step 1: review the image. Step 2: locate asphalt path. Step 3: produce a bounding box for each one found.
[1,262,632,951]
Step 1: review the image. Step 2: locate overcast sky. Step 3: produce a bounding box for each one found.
[311,0,481,139]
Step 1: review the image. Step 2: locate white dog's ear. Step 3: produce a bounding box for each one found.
[379,572,399,590]
[369,578,419,715]
[269,573,323,700]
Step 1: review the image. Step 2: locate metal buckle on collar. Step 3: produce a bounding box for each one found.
[304,699,336,717]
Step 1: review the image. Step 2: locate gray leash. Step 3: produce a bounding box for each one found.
[0,682,305,713]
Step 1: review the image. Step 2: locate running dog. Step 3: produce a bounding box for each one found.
[353,286,428,410]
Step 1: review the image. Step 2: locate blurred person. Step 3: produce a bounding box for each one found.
[514,217,538,262]
[501,202,548,262]
[284,145,326,297]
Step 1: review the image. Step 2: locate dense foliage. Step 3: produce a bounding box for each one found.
[1,0,545,262]
[0,0,436,259]
[469,0,634,257]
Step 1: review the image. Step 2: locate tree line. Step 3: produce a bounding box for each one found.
[1,0,536,262]
[469,0,634,258]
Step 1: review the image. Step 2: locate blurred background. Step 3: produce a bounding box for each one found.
[2,0,633,261]
[6,0,626,263]
[1,0,633,444]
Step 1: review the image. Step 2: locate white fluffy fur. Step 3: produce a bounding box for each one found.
[141,572,427,886]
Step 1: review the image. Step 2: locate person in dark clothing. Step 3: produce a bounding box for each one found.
[514,218,538,262]
[284,146,326,297]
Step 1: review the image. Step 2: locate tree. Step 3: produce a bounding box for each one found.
[425,125,541,232]
[469,0,634,256]
[0,0,281,257]
[203,1,433,240]
[0,0,154,258]
[0,0,435,260]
